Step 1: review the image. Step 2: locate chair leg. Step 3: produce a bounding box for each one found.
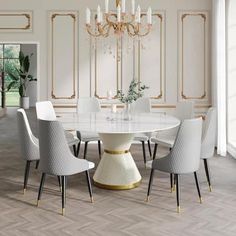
[203,159,212,192]
[57,176,62,192]
[141,141,147,164]
[170,173,173,193]
[146,169,155,202]
[72,145,77,156]
[175,174,180,213]
[37,173,46,206]
[152,144,158,160]
[35,160,39,169]
[76,141,81,157]
[147,140,152,157]
[61,176,66,216]
[85,170,94,203]
[194,172,202,203]
[98,140,102,159]
[23,161,31,194]
[83,141,88,159]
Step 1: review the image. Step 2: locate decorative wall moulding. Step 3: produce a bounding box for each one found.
[178,11,210,103]
[0,11,33,32]
[49,11,78,101]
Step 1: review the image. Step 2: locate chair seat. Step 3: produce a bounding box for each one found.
[78,131,100,142]
[65,131,79,146]
[151,134,176,148]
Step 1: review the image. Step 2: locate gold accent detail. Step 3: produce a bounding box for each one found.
[0,13,31,30]
[104,149,129,155]
[116,0,121,7]
[173,184,176,192]
[23,188,26,194]
[51,13,76,99]
[199,197,203,204]
[209,185,212,192]
[94,180,141,190]
[138,13,164,100]
[62,208,65,216]
[36,200,40,207]
[90,197,94,203]
[145,196,150,202]
[177,206,180,213]
[180,12,207,100]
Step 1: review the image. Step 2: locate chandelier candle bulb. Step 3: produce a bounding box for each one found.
[105,0,109,13]
[147,7,152,25]
[86,8,91,25]
[131,0,135,15]
[137,5,141,23]
[117,4,121,22]
[97,5,101,23]
[122,0,126,13]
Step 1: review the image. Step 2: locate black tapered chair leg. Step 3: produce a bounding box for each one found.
[141,141,147,164]
[23,161,31,194]
[203,159,212,192]
[175,174,180,213]
[37,173,46,206]
[194,172,202,203]
[98,140,102,159]
[146,169,155,202]
[76,141,81,157]
[153,144,158,160]
[72,145,77,156]
[57,176,61,191]
[61,176,66,216]
[147,140,152,157]
[35,160,39,169]
[85,170,93,203]
[83,142,88,159]
[170,173,173,192]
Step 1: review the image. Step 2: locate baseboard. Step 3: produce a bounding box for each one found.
[227,143,236,159]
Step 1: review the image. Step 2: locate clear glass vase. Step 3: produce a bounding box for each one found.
[124,103,132,121]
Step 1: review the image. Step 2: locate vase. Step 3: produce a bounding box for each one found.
[124,103,132,121]
[20,97,29,109]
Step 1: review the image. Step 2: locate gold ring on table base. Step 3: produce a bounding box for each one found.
[93,180,141,190]
[104,149,130,155]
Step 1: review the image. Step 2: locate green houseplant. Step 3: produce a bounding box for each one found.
[7,51,36,109]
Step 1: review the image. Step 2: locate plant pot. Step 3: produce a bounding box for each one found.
[20,97,29,109]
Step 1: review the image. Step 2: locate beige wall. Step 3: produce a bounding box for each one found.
[0,0,212,115]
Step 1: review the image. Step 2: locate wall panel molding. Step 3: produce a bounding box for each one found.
[178,11,210,104]
[49,11,78,102]
[0,11,32,32]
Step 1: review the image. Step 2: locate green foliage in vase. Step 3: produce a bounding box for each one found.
[117,79,149,104]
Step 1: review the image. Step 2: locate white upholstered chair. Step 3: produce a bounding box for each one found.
[146,118,203,213]
[151,101,194,158]
[17,109,40,193]
[36,101,79,155]
[76,97,101,159]
[200,107,216,192]
[131,97,152,164]
[37,119,94,215]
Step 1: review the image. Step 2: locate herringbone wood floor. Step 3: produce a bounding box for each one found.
[1,108,236,236]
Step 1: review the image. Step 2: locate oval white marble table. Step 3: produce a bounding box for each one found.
[58,112,180,190]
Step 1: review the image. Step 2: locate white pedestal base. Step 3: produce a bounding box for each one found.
[93,133,142,190]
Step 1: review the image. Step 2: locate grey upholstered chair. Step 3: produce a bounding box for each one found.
[146,118,203,213]
[37,119,95,216]
[36,101,79,156]
[201,107,216,192]
[131,97,152,164]
[77,97,101,159]
[17,109,40,193]
[151,101,194,157]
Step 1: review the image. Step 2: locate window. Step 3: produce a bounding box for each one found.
[0,44,20,107]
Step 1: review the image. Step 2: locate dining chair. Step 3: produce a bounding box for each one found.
[77,97,101,159]
[200,107,216,192]
[151,101,194,158]
[17,109,40,194]
[36,101,79,156]
[131,97,152,164]
[37,119,95,216]
[146,118,203,213]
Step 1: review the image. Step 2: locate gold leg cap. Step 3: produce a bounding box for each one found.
[90,197,94,203]
[173,185,176,192]
[177,206,180,213]
[209,185,212,192]
[36,200,40,207]
[199,197,203,204]
[145,196,150,202]
[23,188,26,194]
[62,208,65,216]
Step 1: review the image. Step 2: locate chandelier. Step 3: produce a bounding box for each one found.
[85,0,153,38]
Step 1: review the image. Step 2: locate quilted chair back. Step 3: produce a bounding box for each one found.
[176,101,194,121]
[36,101,57,120]
[17,109,39,161]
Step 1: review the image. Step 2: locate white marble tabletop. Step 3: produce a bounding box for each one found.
[58,112,180,134]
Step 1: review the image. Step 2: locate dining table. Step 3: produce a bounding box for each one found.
[58,111,180,190]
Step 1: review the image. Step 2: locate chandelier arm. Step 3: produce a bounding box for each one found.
[136,24,152,37]
[126,23,138,37]
[99,23,112,37]
[86,24,102,37]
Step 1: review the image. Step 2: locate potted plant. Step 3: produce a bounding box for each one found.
[117,79,149,120]
[6,51,36,109]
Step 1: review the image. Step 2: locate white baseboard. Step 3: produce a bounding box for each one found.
[227,143,236,159]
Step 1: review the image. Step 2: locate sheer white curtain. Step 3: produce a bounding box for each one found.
[212,0,227,156]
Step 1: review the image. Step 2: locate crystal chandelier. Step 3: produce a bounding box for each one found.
[85,0,153,38]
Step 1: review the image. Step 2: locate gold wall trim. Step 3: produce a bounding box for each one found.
[0,12,32,31]
[51,13,76,99]
[180,12,207,100]
[138,13,164,100]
